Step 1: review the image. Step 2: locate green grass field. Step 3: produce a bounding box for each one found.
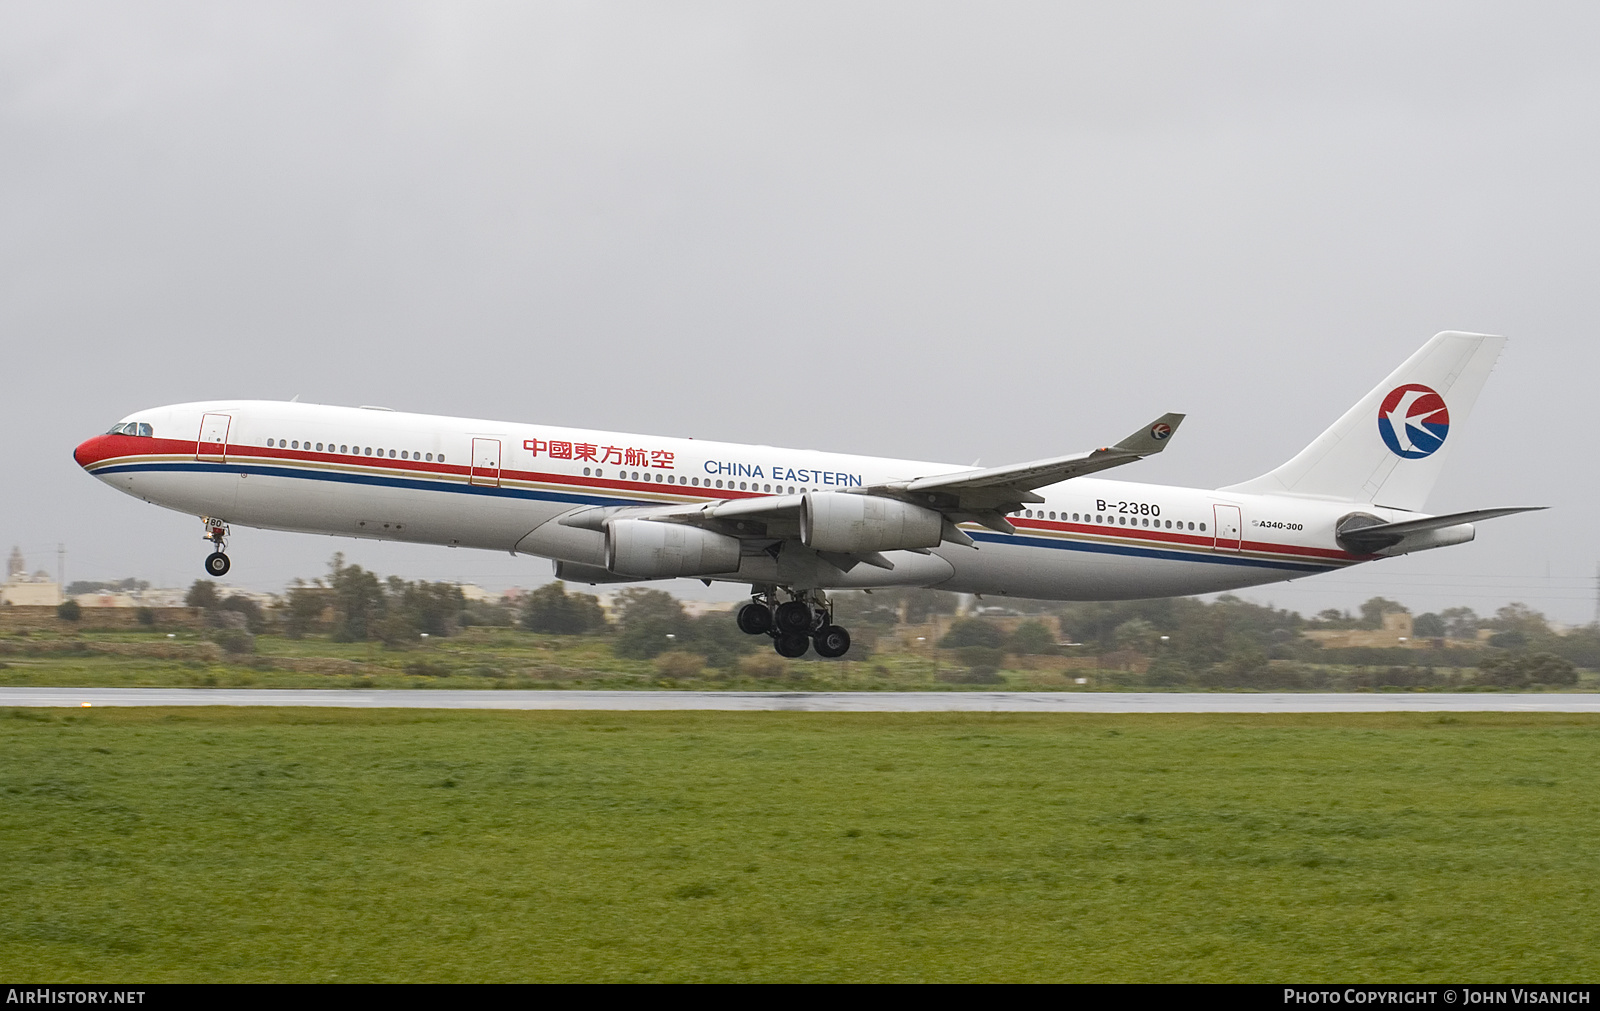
[3,708,1598,981]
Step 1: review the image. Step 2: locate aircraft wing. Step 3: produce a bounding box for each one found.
[871,413,1185,514]
[555,412,1185,568]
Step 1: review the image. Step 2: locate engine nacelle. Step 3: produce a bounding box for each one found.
[605,519,741,578]
[800,493,944,554]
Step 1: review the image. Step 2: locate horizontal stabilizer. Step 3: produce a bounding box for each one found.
[1337,506,1544,553]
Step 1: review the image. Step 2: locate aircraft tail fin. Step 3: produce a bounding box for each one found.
[1219,332,1505,512]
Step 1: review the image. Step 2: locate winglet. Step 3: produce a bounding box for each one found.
[1111,413,1185,456]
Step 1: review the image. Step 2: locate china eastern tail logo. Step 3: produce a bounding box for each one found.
[1378,384,1449,459]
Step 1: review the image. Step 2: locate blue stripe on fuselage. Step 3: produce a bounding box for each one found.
[968,531,1334,574]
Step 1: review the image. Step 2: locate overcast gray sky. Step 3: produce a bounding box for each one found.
[4,2,1597,622]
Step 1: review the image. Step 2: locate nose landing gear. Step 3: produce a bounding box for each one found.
[202,518,231,577]
[736,587,853,659]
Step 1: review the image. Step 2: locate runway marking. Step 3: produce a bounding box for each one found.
[3,689,1600,713]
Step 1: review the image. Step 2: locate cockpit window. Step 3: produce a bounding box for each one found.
[106,422,154,437]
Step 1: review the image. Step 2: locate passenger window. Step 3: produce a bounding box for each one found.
[715,480,723,488]
[401,451,408,460]
[364,448,372,456]
[1200,523,1207,532]
[389,450,396,458]
[316,443,323,451]
[267,439,275,447]
[438,455,444,463]
[691,477,699,486]
[583,467,591,476]
[291,441,298,449]
[426,453,433,461]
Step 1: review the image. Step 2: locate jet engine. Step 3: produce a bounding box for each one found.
[800,493,944,554]
[605,519,741,578]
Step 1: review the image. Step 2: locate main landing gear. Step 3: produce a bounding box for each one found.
[736,588,852,659]
[202,518,231,577]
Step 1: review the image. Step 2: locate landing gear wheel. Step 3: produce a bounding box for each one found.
[774,632,811,658]
[736,602,774,635]
[813,625,851,659]
[775,600,814,634]
[204,552,231,577]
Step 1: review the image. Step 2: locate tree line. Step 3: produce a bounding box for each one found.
[167,557,1597,686]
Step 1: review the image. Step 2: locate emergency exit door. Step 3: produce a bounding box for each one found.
[197,413,232,463]
[469,438,502,487]
[1213,504,1242,552]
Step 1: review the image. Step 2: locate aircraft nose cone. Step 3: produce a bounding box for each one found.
[74,434,112,470]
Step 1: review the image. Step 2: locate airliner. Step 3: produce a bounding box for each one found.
[73,332,1539,658]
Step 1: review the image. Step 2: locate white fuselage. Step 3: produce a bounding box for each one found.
[76,400,1414,600]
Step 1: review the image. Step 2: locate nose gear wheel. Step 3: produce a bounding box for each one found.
[201,518,231,578]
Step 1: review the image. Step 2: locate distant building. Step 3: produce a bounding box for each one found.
[72,592,139,608]
[0,548,63,607]
[1302,610,1432,648]
[681,599,738,618]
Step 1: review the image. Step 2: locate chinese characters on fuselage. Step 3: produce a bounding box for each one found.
[525,439,675,469]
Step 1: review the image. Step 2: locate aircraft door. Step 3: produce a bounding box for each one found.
[1213,504,1242,552]
[197,413,232,463]
[470,438,502,488]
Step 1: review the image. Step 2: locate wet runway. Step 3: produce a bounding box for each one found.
[3,688,1599,712]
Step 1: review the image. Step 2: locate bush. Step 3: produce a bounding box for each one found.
[614,617,686,660]
[55,600,81,622]
[1143,651,1192,687]
[136,606,156,626]
[185,580,220,609]
[221,595,264,632]
[654,651,705,680]
[738,653,789,680]
[939,618,1005,649]
[209,628,256,654]
[281,583,331,639]
[404,659,452,678]
[1524,652,1578,685]
[1007,620,1056,655]
[946,645,1005,683]
[1479,651,1577,688]
[521,581,606,634]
